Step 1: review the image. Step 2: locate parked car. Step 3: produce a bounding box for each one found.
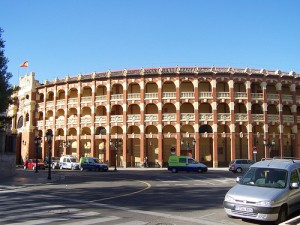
[167,155,208,173]
[224,158,300,224]
[79,157,109,172]
[23,159,46,170]
[59,155,80,170]
[44,157,60,169]
[228,159,254,173]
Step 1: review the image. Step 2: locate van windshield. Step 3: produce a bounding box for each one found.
[240,167,287,188]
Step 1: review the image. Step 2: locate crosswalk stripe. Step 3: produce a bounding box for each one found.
[61,216,121,225]
[68,211,101,218]
[114,221,147,225]
[8,218,67,225]
[0,205,65,215]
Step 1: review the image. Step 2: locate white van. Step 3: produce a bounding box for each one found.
[224,158,300,224]
[59,155,80,170]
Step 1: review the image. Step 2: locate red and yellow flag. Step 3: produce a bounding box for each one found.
[20,61,28,68]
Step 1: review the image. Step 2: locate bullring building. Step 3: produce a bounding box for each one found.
[7,66,300,168]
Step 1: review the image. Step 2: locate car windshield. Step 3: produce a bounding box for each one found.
[240,167,287,188]
[92,158,99,163]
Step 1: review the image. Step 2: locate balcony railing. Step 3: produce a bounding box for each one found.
[267,114,279,123]
[180,113,195,122]
[251,93,263,101]
[46,101,54,108]
[162,113,176,122]
[45,120,53,126]
[38,102,44,108]
[283,115,294,124]
[252,114,264,122]
[81,96,92,103]
[199,92,213,99]
[95,95,107,102]
[162,92,176,99]
[199,113,213,121]
[111,94,123,101]
[267,94,279,101]
[234,113,248,121]
[80,116,92,124]
[144,114,158,122]
[67,117,77,125]
[56,99,65,106]
[110,115,123,123]
[282,95,293,103]
[217,92,230,99]
[68,98,78,105]
[127,114,141,123]
[234,92,247,99]
[180,92,194,99]
[145,93,158,99]
[95,116,106,123]
[56,118,65,126]
[217,113,231,121]
[127,93,141,100]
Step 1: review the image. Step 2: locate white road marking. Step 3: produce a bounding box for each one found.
[61,216,121,225]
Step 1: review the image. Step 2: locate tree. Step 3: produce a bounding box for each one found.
[0,28,13,130]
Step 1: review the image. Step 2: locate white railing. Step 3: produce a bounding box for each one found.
[37,120,43,126]
[127,114,141,123]
[199,92,213,99]
[95,116,106,123]
[217,92,230,99]
[217,113,231,121]
[234,113,248,121]
[95,95,107,102]
[252,114,264,122]
[162,113,176,122]
[38,102,44,108]
[67,117,77,125]
[45,120,53,126]
[144,114,158,122]
[127,93,141,100]
[55,118,65,126]
[145,93,158,99]
[268,114,279,123]
[234,92,247,99]
[110,115,123,123]
[56,99,65,106]
[267,94,279,101]
[180,113,195,122]
[68,98,78,104]
[199,113,213,121]
[251,93,263,100]
[80,116,92,124]
[81,96,92,103]
[283,115,294,123]
[180,92,194,99]
[111,94,123,101]
[46,101,54,108]
[162,92,176,99]
[282,95,293,103]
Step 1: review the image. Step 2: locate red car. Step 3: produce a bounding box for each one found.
[23,159,46,170]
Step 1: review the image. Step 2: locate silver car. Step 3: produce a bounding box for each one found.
[228,159,254,173]
[224,158,300,224]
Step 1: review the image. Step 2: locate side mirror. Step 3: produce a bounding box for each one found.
[236,176,242,183]
[290,182,299,189]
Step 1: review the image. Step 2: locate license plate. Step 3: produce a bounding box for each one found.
[235,206,253,212]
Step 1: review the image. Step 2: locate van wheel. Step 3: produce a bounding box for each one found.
[236,167,243,173]
[60,165,63,170]
[80,167,84,171]
[275,206,287,225]
[171,168,177,173]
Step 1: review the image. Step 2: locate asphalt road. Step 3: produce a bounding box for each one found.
[0,168,282,225]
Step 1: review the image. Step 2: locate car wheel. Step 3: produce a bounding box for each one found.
[236,167,243,173]
[60,165,63,170]
[80,167,84,171]
[197,168,203,173]
[32,166,35,171]
[71,166,75,170]
[52,164,56,169]
[171,168,177,173]
[23,166,27,170]
[275,206,287,225]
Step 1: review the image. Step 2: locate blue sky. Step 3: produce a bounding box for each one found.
[1,0,300,86]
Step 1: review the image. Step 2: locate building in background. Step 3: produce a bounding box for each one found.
[6,66,300,168]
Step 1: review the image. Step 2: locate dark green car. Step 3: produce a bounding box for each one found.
[79,157,109,172]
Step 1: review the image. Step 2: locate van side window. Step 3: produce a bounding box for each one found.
[290,170,299,185]
[179,158,186,163]
[188,159,194,164]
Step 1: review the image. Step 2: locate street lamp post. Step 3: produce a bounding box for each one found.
[110,138,122,171]
[34,136,42,173]
[46,130,53,180]
[264,139,275,158]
